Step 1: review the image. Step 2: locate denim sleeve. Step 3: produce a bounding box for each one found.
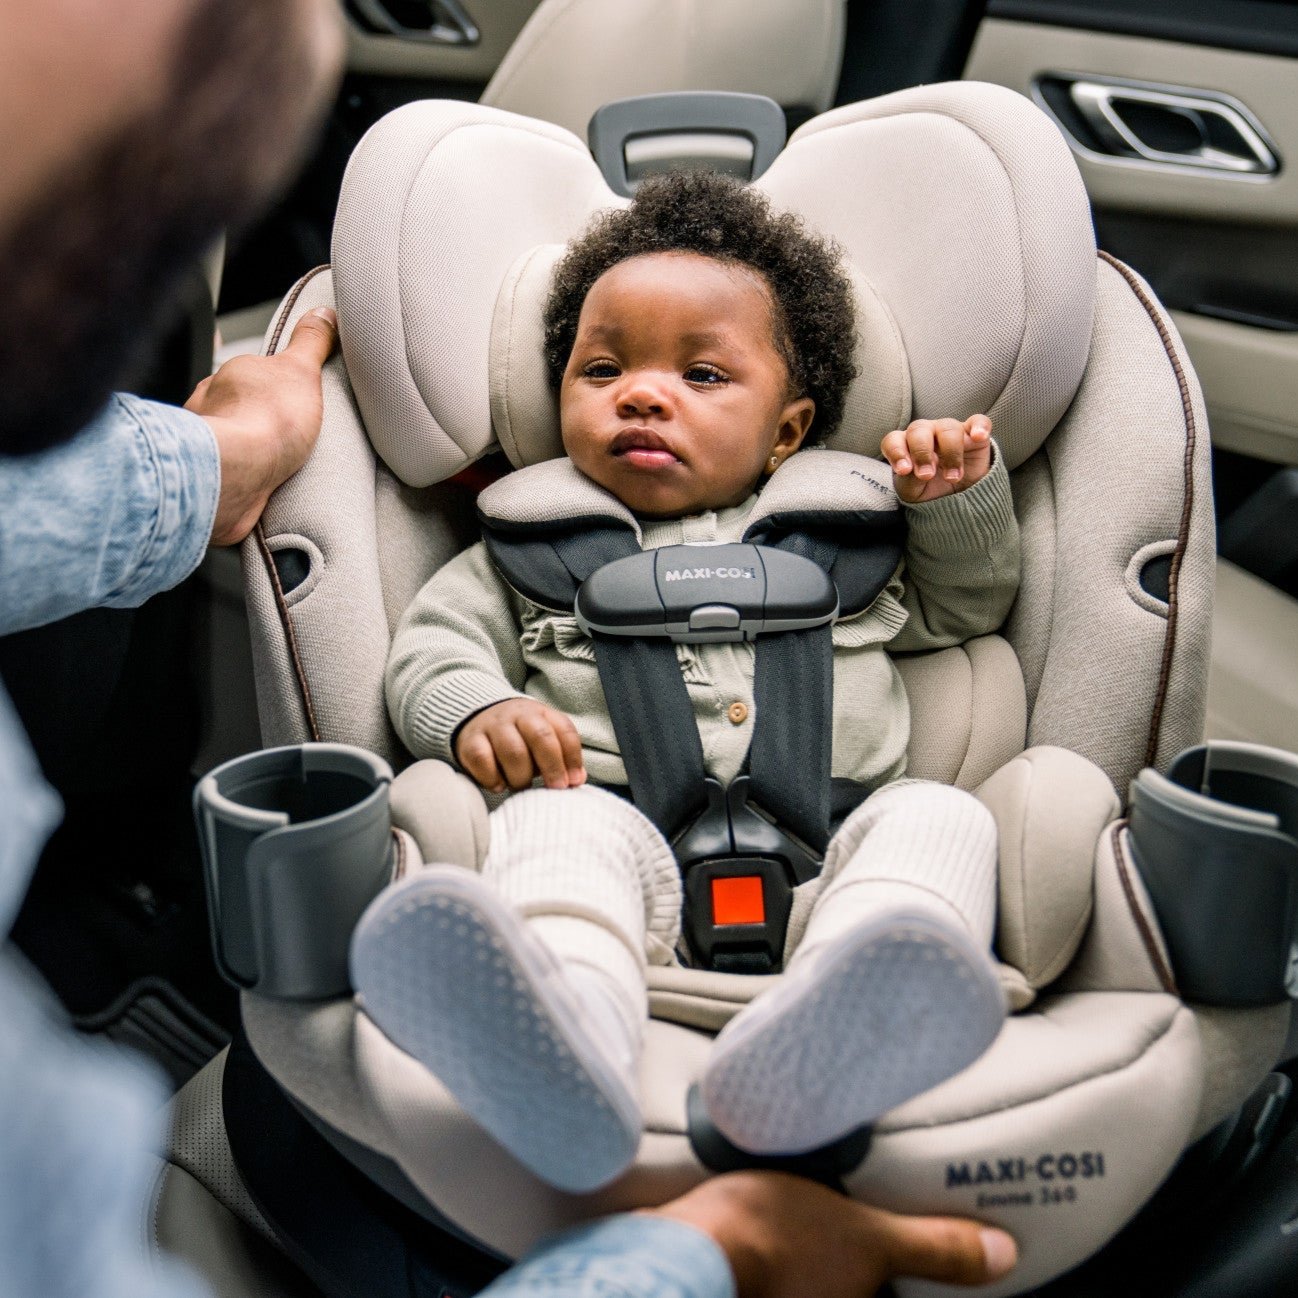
[0,394,219,636]
[478,1216,736,1298]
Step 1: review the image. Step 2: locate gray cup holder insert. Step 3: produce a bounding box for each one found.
[195,744,395,1000]
[1129,742,1298,1006]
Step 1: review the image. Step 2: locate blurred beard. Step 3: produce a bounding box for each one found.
[0,0,333,456]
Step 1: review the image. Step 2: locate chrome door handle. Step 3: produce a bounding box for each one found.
[1035,76,1279,177]
[349,0,480,45]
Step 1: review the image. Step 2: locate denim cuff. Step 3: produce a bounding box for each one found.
[108,395,219,606]
[480,1214,736,1298]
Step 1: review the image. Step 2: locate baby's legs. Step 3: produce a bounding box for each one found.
[351,785,679,1192]
[702,781,1004,1154]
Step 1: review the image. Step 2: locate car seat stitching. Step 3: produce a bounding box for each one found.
[255,521,322,742]
[1110,819,1177,994]
[1096,252,1196,773]
[253,265,333,744]
[266,264,330,356]
[148,1161,167,1264]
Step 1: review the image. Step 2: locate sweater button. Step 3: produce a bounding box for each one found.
[727,701,749,725]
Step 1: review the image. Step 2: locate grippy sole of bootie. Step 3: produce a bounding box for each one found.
[700,911,1006,1156]
[350,869,641,1193]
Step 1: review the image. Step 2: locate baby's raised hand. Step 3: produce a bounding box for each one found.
[881,416,992,505]
[455,698,587,793]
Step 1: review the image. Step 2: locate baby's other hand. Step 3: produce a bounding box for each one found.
[882,415,992,505]
[455,699,586,793]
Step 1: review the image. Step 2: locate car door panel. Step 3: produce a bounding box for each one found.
[967,22,1298,222]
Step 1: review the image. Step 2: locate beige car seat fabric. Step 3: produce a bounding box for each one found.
[480,0,847,139]
[764,82,1096,467]
[234,86,1278,1294]
[1008,257,1214,795]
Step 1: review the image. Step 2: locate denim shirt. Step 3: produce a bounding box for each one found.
[0,395,218,1298]
[0,396,733,1298]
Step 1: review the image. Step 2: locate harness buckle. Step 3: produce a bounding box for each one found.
[674,777,822,972]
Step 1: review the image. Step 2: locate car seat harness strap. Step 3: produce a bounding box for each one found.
[481,504,903,973]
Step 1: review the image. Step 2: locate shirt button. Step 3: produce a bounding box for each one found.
[727,701,749,725]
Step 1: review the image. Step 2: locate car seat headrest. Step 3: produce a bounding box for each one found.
[486,242,914,470]
[334,86,1095,488]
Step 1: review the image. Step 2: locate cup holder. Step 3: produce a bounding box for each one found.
[194,744,394,1000]
[1128,742,1298,1006]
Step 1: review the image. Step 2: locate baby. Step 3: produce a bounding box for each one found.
[352,171,1020,1193]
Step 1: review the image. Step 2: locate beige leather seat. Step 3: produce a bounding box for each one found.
[159,83,1290,1297]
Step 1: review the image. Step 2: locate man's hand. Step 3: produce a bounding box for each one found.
[647,1171,1017,1298]
[455,698,587,793]
[187,307,339,546]
[882,415,992,506]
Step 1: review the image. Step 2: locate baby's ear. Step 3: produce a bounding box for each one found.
[777,395,816,452]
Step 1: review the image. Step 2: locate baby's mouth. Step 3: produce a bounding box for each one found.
[610,427,681,467]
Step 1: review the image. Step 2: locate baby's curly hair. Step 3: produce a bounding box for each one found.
[543,170,859,441]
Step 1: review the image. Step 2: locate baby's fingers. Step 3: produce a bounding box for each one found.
[457,728,506,794]
[881,429,915,475]
[491,723,540,791]
[552,710,587,786]
[904,422,938,480]
[934,419,968,482]
[961,415,994,485]
[517,710,573,790]
[965,414,992,447]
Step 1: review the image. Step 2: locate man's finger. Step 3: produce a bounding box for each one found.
[282,307,339,369]
[881,1211,1017,1286]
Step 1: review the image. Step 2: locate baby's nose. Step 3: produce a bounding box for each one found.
[616,378,668,416]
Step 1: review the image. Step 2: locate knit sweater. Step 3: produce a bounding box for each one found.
[386,450,1020,791]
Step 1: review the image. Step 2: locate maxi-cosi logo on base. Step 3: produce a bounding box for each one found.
[945,1151,1106,1209]
[662,567,758,582]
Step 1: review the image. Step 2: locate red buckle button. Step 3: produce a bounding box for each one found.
[711,876,765,927]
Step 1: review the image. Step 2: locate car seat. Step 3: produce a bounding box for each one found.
[169,84,1293,1297]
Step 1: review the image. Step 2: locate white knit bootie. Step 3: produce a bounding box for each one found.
[701,782,1005,1154]
[351,786,678,1192]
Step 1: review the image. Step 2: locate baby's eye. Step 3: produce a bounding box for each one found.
[684,364,728,385]
[581,360,620,380]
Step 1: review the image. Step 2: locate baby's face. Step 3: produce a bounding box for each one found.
[559,251,813,518]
